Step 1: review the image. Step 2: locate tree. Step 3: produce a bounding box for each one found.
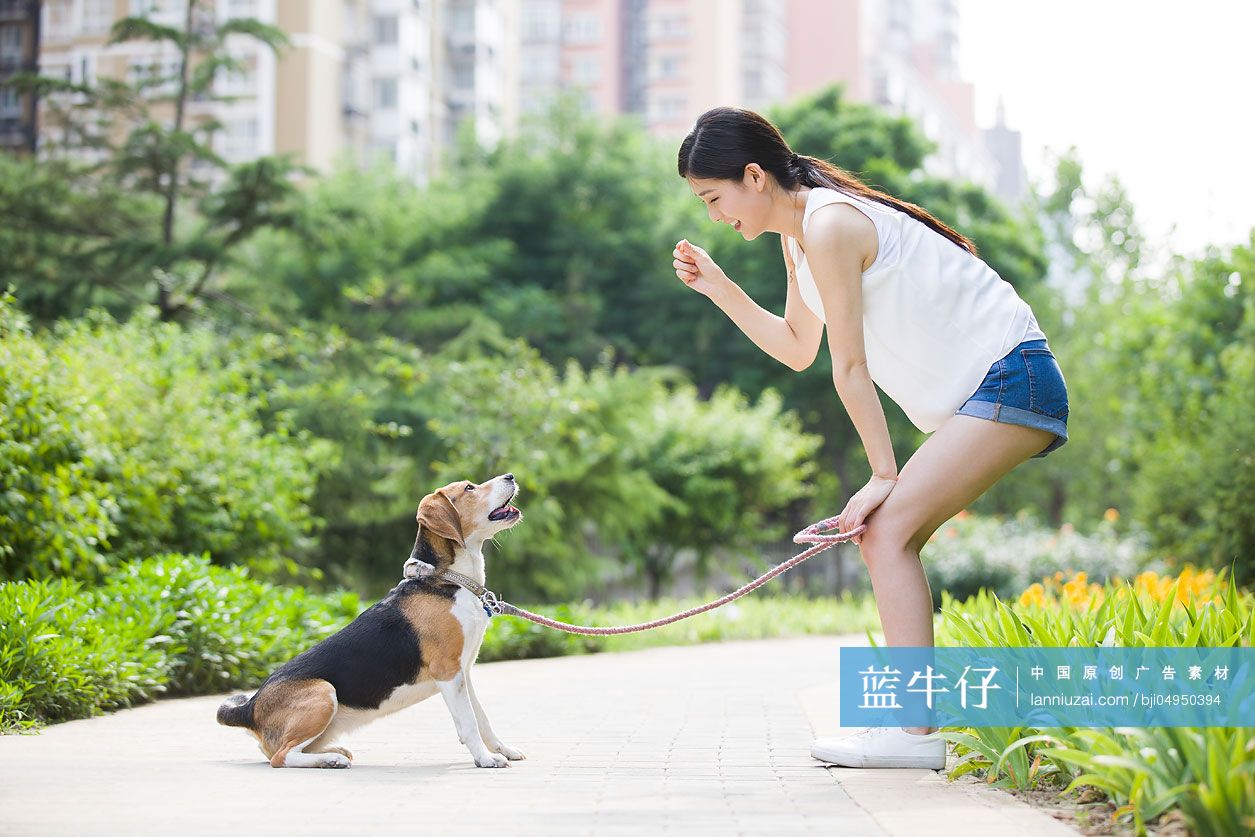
[2,0,299,322]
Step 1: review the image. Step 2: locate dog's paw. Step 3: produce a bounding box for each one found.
[493,743,527,760]
[319,753,352,769]
[474,752,510,768]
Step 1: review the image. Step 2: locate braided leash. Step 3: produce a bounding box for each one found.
[424,514,865,636]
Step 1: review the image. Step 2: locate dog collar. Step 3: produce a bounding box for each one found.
[429,569,503,618]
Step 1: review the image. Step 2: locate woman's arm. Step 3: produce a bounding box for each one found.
[675,238,819,371]
[779,234,825,371]
[706,286,797,369]
[805,206,898,479]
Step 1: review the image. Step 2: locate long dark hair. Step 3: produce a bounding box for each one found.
[677,106,978,257]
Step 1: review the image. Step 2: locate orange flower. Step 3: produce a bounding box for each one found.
[1104,507,1120,523]
[1019,583,1046,608]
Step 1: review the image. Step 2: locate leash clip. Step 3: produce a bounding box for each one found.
[481,589,504,615]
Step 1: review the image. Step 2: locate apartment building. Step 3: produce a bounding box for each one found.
[25,0,1023,200]
[33,0,521,182]
[0,0,40,152]
[511,0,1019,201]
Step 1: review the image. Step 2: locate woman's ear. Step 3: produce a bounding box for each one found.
[417,489,466,549]
[745,162,764,189]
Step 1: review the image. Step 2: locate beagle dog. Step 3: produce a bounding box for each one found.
[216,473,525,769]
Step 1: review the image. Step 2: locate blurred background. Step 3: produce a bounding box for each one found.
[1,0,1250,605]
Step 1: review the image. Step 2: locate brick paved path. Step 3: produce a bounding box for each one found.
[0,634,1078,836]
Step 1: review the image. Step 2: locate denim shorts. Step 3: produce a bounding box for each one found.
[954,338,1069,458]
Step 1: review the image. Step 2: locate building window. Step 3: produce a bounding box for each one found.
[373,15,398,45]
[128,57,182,94]
[82,0,115,33]
[44,0,73,40]
[0,25,21,60]
[450,5,474,36]
[563,13,600,44]
[522,6,557,40]
[657,53,681,79]
[660,95,685,119]
[573,55,599,84]
[653,15,688,39]
[0,85,21,116]
[130,0,187,18]
[452,64,473,91]
[216,55,256,97]
[43,62,71,83]
[226,0,257,18]
[220,116,258,161]
[374,77,398,109]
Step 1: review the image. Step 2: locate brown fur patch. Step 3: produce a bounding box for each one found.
[251,678,338,767]
[399,593,466,682]
[418,489,465,548]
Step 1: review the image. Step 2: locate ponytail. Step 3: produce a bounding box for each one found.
[793,154,978,258]
[679,106,979,258]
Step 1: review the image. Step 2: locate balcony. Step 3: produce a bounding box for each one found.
[0,55,36,74]
[0,115,32,148]
[0,0,34,23]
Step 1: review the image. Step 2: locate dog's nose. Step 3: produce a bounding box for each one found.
[503,473,515,482]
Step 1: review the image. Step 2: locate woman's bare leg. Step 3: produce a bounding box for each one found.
[855,414,1056,733]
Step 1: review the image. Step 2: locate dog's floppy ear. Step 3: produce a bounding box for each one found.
[417,488,465,549]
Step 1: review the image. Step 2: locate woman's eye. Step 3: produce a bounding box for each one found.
[711,198,718,203]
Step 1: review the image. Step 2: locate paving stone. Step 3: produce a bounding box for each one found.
[0,634,1077,837]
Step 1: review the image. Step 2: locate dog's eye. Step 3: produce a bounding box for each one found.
[465,484,475,491]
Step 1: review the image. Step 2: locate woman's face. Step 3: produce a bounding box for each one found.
[687,167,768,240]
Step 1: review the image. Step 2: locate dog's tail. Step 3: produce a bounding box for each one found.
[216,692,255,728]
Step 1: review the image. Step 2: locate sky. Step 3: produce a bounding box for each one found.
[956,0,1255,260]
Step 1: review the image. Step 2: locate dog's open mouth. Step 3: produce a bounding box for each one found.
[488,489,521,521]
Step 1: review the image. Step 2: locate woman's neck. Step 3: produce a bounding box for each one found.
[775,186,814,245]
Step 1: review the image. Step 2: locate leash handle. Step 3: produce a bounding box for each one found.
[793,513,859,545]
[485,516,867,635]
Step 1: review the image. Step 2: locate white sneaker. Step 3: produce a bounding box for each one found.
[810,726,946,769]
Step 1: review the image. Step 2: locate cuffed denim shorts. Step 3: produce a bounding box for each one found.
[954,338,1069,458]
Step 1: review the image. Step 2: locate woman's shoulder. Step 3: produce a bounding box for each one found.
[804,197,881,273]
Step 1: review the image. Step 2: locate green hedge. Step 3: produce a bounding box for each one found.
[1,552,880,733]
[0,554,360,731]
[0,291,335,584]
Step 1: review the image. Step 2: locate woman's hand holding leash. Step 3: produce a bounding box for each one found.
[838,475,898,545]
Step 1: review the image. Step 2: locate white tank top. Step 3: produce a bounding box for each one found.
[786,186,1047,433]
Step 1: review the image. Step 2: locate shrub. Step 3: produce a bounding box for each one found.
[923,510,1150,607]
[934,568,1254,835]
[2,551,880,732]
[0,291,336,583]
[0,553,360,731]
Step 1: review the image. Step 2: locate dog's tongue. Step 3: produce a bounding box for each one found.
[489,504,516,521]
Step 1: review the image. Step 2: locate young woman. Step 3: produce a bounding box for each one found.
[674,107,1069,769]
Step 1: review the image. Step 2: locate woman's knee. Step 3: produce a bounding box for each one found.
[856,510,917,563]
